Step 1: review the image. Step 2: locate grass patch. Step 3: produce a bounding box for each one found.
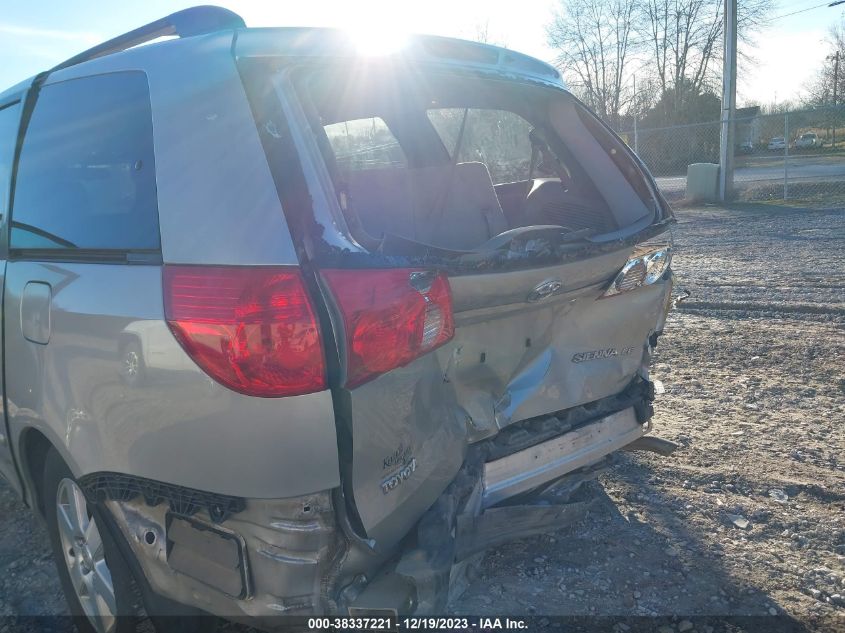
[736,181,845,209]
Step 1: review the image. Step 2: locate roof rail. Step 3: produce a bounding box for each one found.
[51,5,246,73]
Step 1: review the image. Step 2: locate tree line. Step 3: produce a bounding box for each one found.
[806,18,844,109]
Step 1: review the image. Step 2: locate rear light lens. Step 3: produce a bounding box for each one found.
[163,266,326,397]
[321,269,455,388]
[602,247,672,298]
[644,249,671,284]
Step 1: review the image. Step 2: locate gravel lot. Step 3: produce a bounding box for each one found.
[1,203,843,631]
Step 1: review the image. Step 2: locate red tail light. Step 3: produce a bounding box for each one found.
[321,269,454,388]
[163,266,326,397]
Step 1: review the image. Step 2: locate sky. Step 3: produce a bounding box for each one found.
[0,0,841,107]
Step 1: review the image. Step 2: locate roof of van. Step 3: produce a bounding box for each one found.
[233,27,564,87]
[0,7,565,102]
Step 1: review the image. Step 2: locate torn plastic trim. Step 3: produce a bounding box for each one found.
[332,485,379,555]
[78,471,246,523]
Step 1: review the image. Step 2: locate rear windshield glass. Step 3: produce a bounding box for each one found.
[295,67,656,254]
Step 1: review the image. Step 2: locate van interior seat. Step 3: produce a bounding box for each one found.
[523,179,616,233]
[345,162,509,251]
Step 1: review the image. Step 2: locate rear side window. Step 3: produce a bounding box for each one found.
[0,101,21,220]
[323,117,407,171]
[11,72,159,251]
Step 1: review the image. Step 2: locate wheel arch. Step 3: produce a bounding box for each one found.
[18,427,54,517]
[18,427,80,518]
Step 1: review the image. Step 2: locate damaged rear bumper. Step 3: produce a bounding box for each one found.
[101,490,345,621]
[367,380,658,613]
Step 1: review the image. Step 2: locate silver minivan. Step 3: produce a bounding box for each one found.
[0,6,675,631]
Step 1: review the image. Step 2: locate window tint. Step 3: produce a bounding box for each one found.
[0,101,21,219]
[11,72,159,251]
[323,117,406,171]
[427,108,536,184]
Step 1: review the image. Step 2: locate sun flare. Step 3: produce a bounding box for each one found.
[345,25,411,56]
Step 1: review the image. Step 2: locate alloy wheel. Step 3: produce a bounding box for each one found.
[56,478,117,633]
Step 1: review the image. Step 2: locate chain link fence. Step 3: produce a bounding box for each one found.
[619,105,845,208]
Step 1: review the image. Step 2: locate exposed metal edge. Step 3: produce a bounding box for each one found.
[481,407,642,507]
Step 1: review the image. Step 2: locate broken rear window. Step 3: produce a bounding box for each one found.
[294,67,658,256]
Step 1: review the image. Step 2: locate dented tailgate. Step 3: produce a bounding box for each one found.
[443,249,670,433]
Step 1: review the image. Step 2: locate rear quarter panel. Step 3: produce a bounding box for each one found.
[5,262,340,498]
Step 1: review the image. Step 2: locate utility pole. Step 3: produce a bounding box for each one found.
[833,51,839,150]
[784,112,790,199]
[828,1,843,148]
[718,0,738,202]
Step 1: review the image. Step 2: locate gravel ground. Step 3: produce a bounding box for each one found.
[1,203,843,632]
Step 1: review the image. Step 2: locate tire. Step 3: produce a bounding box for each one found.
[119,341,145,387]
[43,448,138,633]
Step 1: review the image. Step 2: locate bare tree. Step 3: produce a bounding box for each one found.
[805,19,845,107]
[641,0,720,107]
[547,0,639,128]
[639,0,771,120]
[472,20,508,48]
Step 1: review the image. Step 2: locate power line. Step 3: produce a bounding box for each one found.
[783,0,840,8]
[766,1,839,21]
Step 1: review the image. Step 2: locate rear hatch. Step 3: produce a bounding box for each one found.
[317,247,672,546]
[236,46,674,548]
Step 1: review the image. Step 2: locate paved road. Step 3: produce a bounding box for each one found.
[655,154,845,196]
